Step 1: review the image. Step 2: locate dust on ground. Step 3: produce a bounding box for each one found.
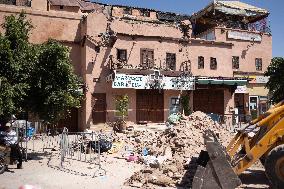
[0,112,271,189]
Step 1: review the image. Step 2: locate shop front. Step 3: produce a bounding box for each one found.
[106,69,195,123]
[234,72,270,119]
[193,77,248,116]
[234,85,250,122]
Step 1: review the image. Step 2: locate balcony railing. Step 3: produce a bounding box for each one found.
[109,56,191,73]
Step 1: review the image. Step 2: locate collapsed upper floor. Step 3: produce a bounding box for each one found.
[0,0,272,77]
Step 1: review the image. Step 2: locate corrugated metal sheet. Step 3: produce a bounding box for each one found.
[191,1,269,21]
[217,1,268,14]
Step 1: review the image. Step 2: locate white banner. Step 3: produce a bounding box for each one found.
[112,74,147,89]
[111,72,195,90]
[235,86,248,94]
[249,76,269,84]
[228,31,262,42]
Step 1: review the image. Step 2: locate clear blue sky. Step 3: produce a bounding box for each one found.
[93,0,284,58]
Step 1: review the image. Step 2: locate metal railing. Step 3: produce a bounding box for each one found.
[59,128,113,177]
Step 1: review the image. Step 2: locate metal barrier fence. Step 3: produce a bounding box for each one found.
[59,128,113,177]
[42,126,61,151]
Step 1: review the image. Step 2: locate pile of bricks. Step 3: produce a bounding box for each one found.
[125,111,232,188]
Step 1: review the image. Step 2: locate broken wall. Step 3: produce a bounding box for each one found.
[111,6,157,20]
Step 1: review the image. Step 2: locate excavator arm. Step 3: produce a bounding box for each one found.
[228,101,284,173]
[193,100,284,189]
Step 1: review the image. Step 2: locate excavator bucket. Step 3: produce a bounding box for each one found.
[192,130,242,189]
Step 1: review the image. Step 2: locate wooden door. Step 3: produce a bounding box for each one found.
[136,90,164,122]
[193,89,224,115]
[92,93,106,124]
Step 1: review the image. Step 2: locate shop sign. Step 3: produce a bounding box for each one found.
[111,73,195,90]
[112,74,147,89]
[249,76,269,84]
[228,31,261,42]
[165,76,195,90]
[235,86,248,94]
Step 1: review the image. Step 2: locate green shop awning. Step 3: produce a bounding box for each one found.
[197,78,247,86]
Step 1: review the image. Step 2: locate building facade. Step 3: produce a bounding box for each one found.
[0,0,272,130]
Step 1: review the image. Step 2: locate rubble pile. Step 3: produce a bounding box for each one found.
[126,111,232,188]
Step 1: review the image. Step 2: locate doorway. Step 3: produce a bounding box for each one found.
[136,90,164,122]
[92,93,106,124]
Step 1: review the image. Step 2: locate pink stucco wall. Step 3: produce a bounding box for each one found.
[215,27,272,73]
[82,10,271,127]
[31,0,48,11]
[0,3,272,130]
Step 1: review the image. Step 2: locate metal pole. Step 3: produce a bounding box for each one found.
[25,119,28,161]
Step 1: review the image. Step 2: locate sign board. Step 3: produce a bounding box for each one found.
[111,72,195,90]
[249,76,269,84]
[164,76,195,90]
[228,31,262,42]
[112,73,147,89]
[235,86,248,94]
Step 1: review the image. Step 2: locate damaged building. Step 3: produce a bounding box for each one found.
[0,0,272,130]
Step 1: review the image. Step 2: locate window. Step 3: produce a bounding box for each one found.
[232,56,240,69]
[166,53,176,70]
[140,49,154,69]
[123,7,132,15]
[198,56,204,69]
[95,46,100,53]
[210,57,217,70]
[117,49,127,62]
[140,10,150,17]
[59,5,64,9]
[170,97,181,115]
[171,97,180,106]
[255,58,262,71]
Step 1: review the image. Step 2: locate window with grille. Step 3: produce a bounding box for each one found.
[140,49,154,69]
[166,53,176,71]
[255,58,262,71]
[198,56,204,69]
[140,10,150,17]
[232,56,239,69]
[117,49,127,62]
[210,57,217,70]
[124,7,132,15]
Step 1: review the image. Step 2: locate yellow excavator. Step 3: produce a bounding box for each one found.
[192,100,284,189]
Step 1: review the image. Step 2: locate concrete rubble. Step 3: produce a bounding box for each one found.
[123,111,232,188]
